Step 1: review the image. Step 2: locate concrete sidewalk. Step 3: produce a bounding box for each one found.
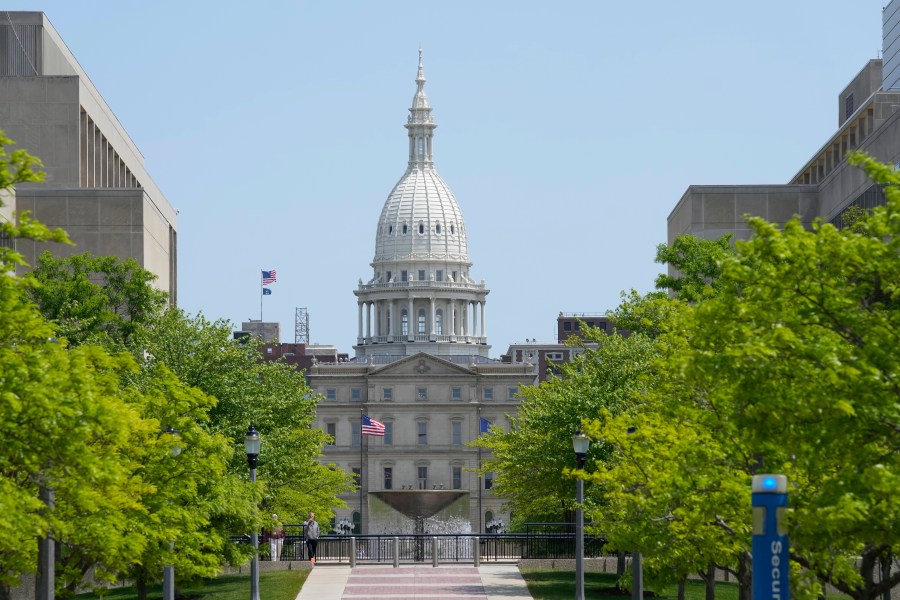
[296,563,532,599]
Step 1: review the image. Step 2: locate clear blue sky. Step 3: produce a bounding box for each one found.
[5,1,888,353]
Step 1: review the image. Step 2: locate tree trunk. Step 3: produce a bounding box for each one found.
[617,551,626,589]
[135,571,148,600]
[737,551,753,600]
[0,582,11,600]
[701,563,716,600]
[677,577,686,600]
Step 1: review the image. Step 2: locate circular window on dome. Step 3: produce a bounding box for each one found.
[435,222,441,234]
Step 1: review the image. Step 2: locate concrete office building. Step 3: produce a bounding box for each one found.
[310,52,534,535]
[0,12,177,300]
[668,0,900,246]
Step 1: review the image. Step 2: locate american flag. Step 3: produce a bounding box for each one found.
[262,270,277,285]
[362,415,385,436]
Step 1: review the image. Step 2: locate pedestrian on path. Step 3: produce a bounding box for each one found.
[268,514,285,561]
[305,512,319,565]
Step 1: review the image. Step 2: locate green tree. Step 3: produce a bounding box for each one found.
[477,327,657,527]
[28,252,169,349]
[141,308,354,523]
[588,154,900,600]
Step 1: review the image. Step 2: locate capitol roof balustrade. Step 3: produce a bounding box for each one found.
[357,279,486,291]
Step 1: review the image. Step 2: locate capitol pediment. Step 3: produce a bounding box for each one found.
[371,352,474,377]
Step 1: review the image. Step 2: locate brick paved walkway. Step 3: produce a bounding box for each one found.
[296,564,532,600]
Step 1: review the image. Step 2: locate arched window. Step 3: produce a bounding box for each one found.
[435,310,443,335]
[417,309,426,335]
[418,222,424,234]
[401,310,409,336]
[435,222,441,234]
[450,224,455,234]
[402,224,408,235]
[389,225,393,235]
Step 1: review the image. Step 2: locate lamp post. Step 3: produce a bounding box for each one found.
[244,425,261,600]
[572,431,590,600]
[163,428,181,600]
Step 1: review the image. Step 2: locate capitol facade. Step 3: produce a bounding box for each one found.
[309,52,534,535]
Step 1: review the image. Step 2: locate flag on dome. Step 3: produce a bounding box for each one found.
[262,270,277,285]
[362,415,385,436]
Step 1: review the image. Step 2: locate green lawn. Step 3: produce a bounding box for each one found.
[76,570,308,600]
[520,570,740,600]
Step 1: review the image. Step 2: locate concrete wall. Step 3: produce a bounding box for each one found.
[884,0,900,90]
[667,185,819,244]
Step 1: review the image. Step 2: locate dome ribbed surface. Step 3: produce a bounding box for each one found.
[373,167,469,264]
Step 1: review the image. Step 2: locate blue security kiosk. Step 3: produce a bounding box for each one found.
[752,474,789,600]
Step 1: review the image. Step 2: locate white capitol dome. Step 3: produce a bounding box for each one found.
[372,50,469,269]
[354,50,490,358]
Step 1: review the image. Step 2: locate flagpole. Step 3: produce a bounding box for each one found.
[357,407,365,535]
[477,406,483,534]
[260,270,263,321]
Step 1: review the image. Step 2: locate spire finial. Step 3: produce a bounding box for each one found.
[416,47,425,84]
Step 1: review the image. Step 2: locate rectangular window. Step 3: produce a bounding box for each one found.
[452,271,457,281]
[351,388,361,400]
[384,388,393,400]
[452,421,462,446]
[508,387,518,400]
[386,271,392,282]
[326,388,336,401]
[485,472,494,490]
[352,467,361,484]
[451,387,462,401]
[384,467,393,490]
[418,421,427,445]
[401,270,408,282]
[418,270,425,281]
[452,466,462,489]
[352,423,360,447]
[483,388,493,400]
[383,422,393,445]
[417,466,428,490]
[436,270,443,282]
[564,321,572,331]
[325,423,336,445]
[417,387,427,400]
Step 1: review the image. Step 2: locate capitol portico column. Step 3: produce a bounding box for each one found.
[408,297,414,341]
[389,300,395,339]
[472,301,479,341]
[358,302,364,342]
[430,297,436,339]
[375,301,381,338]
[365,302,372,340]
[480,301,486,339]
[448,299,455,340]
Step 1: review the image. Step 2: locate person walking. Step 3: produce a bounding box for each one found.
[305,512,319,566]
[269,514,285,561]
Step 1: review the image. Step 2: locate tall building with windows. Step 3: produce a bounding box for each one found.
[0,12,177,300]
[668,0,900,247]
[309,52,534,534]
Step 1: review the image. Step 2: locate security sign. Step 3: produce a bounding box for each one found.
[752,475,789,600]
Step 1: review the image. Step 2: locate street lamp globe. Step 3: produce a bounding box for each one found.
[572,431,590,468]
[245,424,261,468]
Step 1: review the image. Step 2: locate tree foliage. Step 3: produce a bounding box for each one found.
[584,154,900,600]
[477,327,657,527]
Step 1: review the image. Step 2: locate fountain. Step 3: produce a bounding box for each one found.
[368,490,472,561]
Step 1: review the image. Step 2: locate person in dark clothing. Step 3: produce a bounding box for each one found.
[305,512,319,565]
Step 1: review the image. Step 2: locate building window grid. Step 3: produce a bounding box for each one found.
[451,421,462,446]
[417,466,428,490]
[384,467,393,490]
[384,388,393,400]
[451,387,462,400]
[351,388,361,400]
[352,423,360,447]
[483,388,493,400]
[452,466,462,489]
[417,387,427,400]
[417,421,427,445]
[383,422,393,445]
[325,423,336,445]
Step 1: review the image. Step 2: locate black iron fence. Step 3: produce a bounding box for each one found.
[251,531,605,563]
